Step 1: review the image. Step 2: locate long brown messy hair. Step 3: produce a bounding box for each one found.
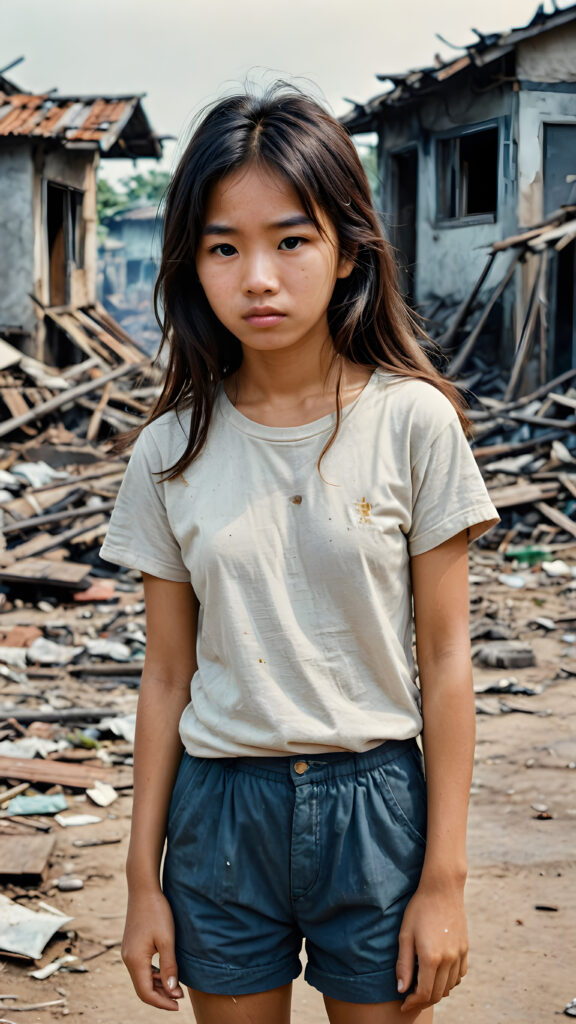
[117,85,471,479]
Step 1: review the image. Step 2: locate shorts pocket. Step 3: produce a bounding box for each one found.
[167,750,203,826]
[378,747,427,847]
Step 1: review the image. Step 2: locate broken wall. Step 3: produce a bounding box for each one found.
[0,142,36,344]
[516,21,576,83]
[34,145,98,311]
[375,78,518,363]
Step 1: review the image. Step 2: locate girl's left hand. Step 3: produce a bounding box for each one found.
[396,880,468,1013]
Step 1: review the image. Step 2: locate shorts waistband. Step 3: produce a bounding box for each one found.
[215,737,419,782]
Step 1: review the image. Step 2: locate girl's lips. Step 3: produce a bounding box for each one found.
[243,313,286,327]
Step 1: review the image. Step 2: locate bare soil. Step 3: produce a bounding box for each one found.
[1,561,575,1023]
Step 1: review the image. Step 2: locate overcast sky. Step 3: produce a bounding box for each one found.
[0,0,568,186]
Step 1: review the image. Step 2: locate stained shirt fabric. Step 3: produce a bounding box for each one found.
[99,369,500,757]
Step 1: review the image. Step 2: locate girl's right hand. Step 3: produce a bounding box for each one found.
[122,889,185,1011]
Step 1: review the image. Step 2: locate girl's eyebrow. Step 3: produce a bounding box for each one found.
[202,214,314,236]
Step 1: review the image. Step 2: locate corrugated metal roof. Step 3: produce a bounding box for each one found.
[0,91,162,158]
[342,2,576,131]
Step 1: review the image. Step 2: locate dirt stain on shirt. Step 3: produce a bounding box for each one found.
[355,496,372,524]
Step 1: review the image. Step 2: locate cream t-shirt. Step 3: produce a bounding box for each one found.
[99,369,499,756]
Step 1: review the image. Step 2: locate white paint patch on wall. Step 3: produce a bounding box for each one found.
[517,22,576,83]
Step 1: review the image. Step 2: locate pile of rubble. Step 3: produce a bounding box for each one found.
[0,295,575,987]
[0,306,159,981]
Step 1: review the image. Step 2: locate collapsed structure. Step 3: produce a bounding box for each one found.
[342,3,576,396]
[0,63,162,368]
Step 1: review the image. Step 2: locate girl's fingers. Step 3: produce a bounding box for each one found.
[443,960,461,997]
[127,959,181,1011]
[395,930,415,995]
[158,940,184,1000]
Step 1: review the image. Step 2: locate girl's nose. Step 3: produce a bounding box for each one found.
[242,253,279,295]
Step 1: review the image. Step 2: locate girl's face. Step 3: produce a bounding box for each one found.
[196,163,353,357]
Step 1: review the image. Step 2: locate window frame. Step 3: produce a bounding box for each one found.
[435,120,500,228]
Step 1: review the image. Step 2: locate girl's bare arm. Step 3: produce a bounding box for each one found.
[122,573,198,1012]
[397,528,475,1013]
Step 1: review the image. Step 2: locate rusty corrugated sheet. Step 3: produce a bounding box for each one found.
[0,91,138,146]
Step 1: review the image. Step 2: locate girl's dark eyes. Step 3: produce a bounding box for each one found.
[278,236,304,251]
[209,237,305,256]
[211,243,237,257]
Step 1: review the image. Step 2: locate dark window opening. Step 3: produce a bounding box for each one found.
[126,259,142,286]
[390,149,418,304]
[437,126,498,220]
[46,182,85,307]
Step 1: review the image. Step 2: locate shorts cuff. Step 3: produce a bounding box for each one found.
[305,962,400,1004]
[175,945,302,995]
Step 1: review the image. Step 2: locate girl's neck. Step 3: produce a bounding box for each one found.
[225,343,374,428]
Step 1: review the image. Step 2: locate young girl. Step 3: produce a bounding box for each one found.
[99,86,499,1023]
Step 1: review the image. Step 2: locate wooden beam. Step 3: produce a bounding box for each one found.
[448,250,523,377]
[535,501,576,539]
[0,361,146,440]
[0,755,132,789]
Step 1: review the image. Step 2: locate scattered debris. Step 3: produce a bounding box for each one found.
[473,641,536,669]
[54,813,102,828]
[0,896,72,959]
[55,877,84,893]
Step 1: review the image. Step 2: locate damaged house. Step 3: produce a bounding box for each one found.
[0,67,162,368]
[342,3,576,396]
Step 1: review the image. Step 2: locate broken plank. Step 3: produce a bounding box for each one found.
[2,500,115,536]
[488,483,560,509]
[535,501,576,539]
[2,515,104,563]
[0,532,54,567]
[94,300,149,352]
[0,755,132,789]
[0,361,146,440]
[559,473,576,500]
[2,483,84,522]
[86,380,112,442]
[0,834,55,879]
[75,309,143,365]
[0,556,92,588]
[473,430,568,461]
[44,308,111,365]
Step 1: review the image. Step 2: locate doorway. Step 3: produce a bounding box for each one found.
[46,182,84,307]
[390,148,418,304]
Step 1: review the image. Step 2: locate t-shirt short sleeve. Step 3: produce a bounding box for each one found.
[99,428,189,582]
[408,415,500,557]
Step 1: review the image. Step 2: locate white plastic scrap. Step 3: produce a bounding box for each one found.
[86,779,118,808]
[497,573,526,589]
[11,461,69,488]
[0,737,70,760]
[54,813,102,828]
[27,637,84,666]
[542,559,571,578]
[0,648,28,669]
[98,713,136,744]
[564,997,576,1017]
[0,895,73,960]
[83,639,132,661]
[30,953,78,980]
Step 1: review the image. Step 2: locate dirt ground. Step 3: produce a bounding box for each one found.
[1,559,575,1023]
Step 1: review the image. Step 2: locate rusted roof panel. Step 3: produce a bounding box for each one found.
[342,2,576,131]
[0,91,161,157]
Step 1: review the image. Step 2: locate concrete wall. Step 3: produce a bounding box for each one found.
[517,87,576,227]
[35,144,98,309]
[517,22,576,83]
[0,142,35,338]
[376,80,517,310]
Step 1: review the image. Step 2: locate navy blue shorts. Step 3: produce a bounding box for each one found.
[162,737,427,1004]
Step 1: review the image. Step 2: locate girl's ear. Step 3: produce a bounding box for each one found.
[336,249,356,280]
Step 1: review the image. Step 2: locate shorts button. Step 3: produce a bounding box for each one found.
[293,760,309,774]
